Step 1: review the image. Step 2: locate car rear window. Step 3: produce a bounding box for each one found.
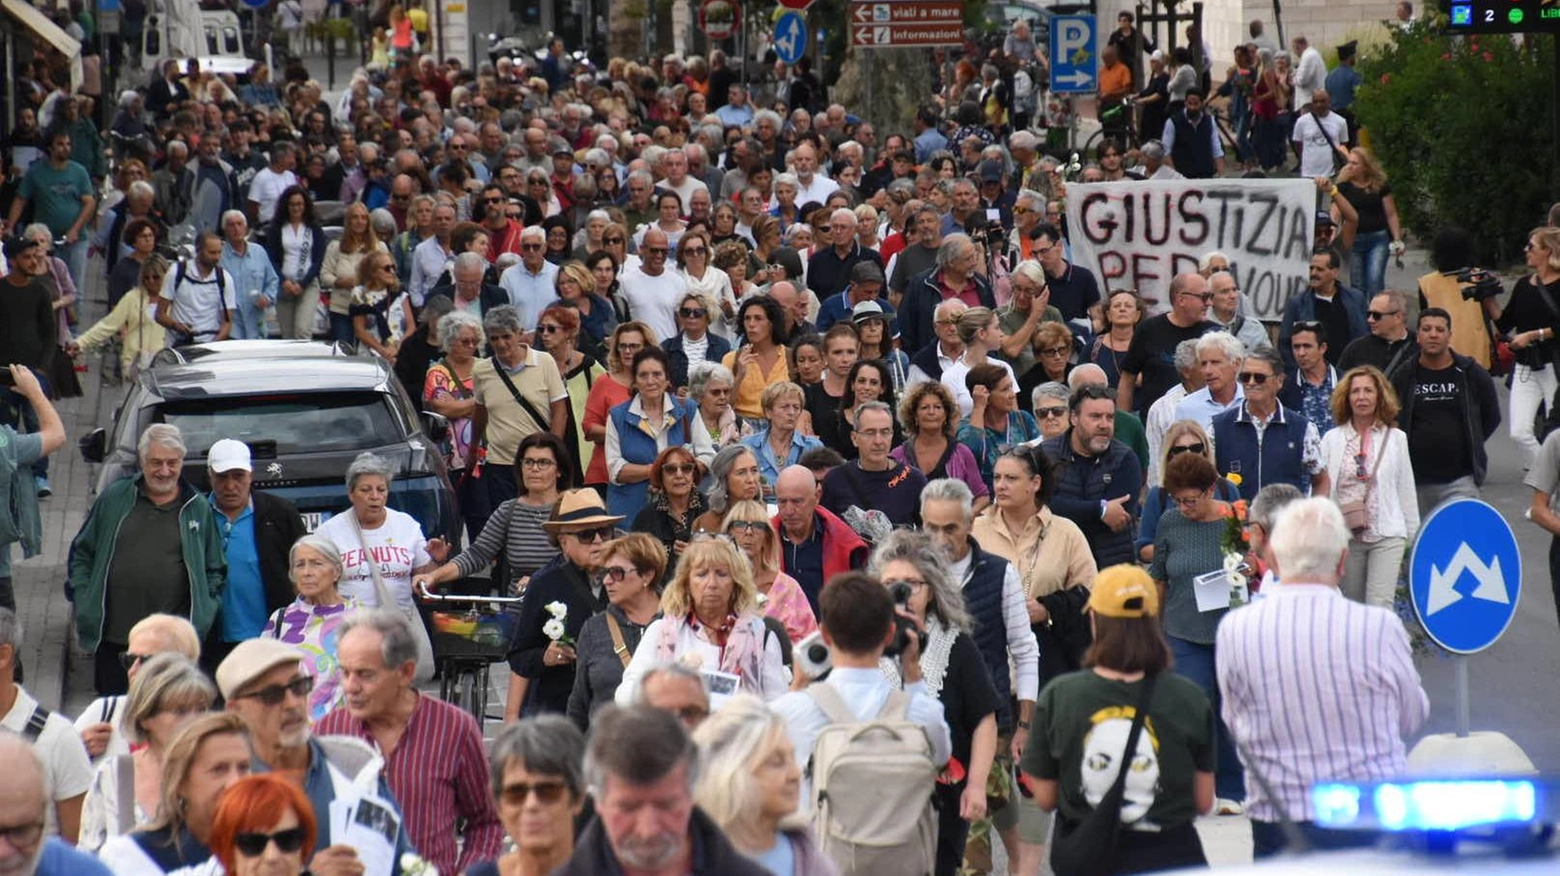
[152,392,403,456]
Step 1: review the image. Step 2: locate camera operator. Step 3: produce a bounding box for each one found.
[1488,227,1560,469]
[1416,226,1494,372]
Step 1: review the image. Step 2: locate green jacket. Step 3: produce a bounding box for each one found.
[69,475,227,652]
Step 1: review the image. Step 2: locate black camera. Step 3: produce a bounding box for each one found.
[1455,267,1503,302]
[882,581,927,658]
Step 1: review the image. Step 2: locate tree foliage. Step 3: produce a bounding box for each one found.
[1354,24,1556,265]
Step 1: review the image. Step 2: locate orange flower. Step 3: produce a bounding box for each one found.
[1219,504,1235,519]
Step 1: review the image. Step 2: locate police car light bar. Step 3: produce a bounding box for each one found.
[1312,779,1543,833]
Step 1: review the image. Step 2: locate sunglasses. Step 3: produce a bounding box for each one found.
[538,324,564,334]
[1181,292,1214,303]
[1039,346,1069,357]
[567,525,615,543]
[602,565,639,581]
[1366,310,1400,321]
[679,308,708,319]
[118,651,152,670]
[684,246,708,256]
[521,243,544,251]
[236,675,314,706]
[500,780,571,806]
[1012,206,1031,215]
[1355,452,1371,480]
[1238,371,1271,385]
[233,827,307,857]
[1169,442,1205,457]
[1036,405,1067,418]
[604,236,625,244]
[643,247,670,255]
[662,462,696,475]
[726,520,769,533]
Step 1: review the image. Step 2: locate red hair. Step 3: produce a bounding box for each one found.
[209,774,318,872]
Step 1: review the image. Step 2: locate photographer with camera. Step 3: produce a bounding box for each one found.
[1487,227,1560,469]
[773,567,951,876]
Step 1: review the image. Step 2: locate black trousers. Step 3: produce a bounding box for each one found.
[1549,535,1560,629]
[934,783,970,876]
[95,643,131,696]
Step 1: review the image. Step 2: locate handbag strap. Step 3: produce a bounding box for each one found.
[604,611,633,669]
[348,512,396,609]
[1109,674,1159,796]
[491,355,553,433]
[115,754,136,833]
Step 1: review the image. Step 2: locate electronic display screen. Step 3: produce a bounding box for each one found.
[1444,0,1560,33]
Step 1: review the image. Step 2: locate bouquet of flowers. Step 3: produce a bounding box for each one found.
[401,853,439,876]
[1219,477,1253,607]
[542,601,574,647]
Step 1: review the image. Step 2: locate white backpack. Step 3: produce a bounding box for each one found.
[806,683,939,876]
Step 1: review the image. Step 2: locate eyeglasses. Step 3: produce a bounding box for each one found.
[684,246,708,256]
[521,243,544,251]
[1238,371,1271,385]
[726,520,769,534]
[235,675,314,707]
[118,651,152,670]
[1180,291,1214,303]
[602,565,639,582]
[662,462,696,475]
[1171,491,1207,509]
[1012,206,1031,215]
[604,237,625,244]
[0,820,44,848]
[643,246,670,255]
[882,577,928,592]
[1355,452,1371,480]
[520,457,558,469]
[538,324,564,334]
[679,307,708,319]
[233,827,307,857]
[1366,310,1400,321]
[1169,442,1206,457]
[1039,346,1069,357]
[567,525,615,543]
[500,780,571,806]
[1036,405,1067,418]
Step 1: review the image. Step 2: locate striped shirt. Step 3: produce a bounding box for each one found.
[452,498,556,586]
[1215,584,1429,823]
[315,694,502,874]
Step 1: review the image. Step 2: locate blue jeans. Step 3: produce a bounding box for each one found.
[1351,229,1391,298]
[1169,636,1245,802]
[60,237,88,295]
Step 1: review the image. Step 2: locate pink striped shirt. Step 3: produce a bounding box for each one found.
[1215,584,1429,823]
[316,694,502,874]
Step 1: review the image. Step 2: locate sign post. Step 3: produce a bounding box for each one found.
[848,2,962,48]
[1048,14,1097,94]
[1403,499,1535,776]
[773,10,807,65]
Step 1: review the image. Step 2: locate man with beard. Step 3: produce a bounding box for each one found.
[189,133,237,234]
[1161,89,1224,179]
[218,639,410,875]
[156,232,236,345]
[1042,384,1142,567]
[556,704,769,876]
[0,735,110,875]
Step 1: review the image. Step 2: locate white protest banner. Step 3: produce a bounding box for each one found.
[1063,178,1317,321]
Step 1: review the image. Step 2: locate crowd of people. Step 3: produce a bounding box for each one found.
[3,1,1560,873]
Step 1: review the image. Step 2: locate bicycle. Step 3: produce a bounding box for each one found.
[1082,101,1141,158]
[418,581,520,731]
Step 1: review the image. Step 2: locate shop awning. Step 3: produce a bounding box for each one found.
[3,0,83,90]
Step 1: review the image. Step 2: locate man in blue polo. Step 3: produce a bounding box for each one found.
[815,260,897,334]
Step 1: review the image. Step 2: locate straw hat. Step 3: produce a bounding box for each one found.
[542,489,625,530]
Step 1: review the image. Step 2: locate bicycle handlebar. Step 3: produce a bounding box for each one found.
[418,580,522,605]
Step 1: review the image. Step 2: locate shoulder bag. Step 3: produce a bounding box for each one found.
[1309,111,1345,175]
[1050,673,1159,876]
[1339,427,1386,533]
[349,512,436,684]
[604,612,633,669]
[491,356,554,434]
[1522,278,1560,442]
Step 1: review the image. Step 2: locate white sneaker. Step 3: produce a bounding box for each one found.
[1215,798,1245,816]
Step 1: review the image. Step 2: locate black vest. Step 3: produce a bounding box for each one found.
[961,540,1015,731]
[1169,111,1216,179]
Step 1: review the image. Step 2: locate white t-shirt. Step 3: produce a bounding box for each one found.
[661,176,709,214]
[619,265,690,343]
[2,686,94,838]
[1291,111,1348,179]
[940,354,1018,419]
[161,262,238,341]
[249,167,299,224]
[794,174,840,207]
[314,508,432,610]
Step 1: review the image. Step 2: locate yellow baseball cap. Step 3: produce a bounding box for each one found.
[1086,565,1160,619]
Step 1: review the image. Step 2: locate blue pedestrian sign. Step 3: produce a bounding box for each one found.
[1048,15,1097,94]
[774,11,808,65]
[1409,498,1521,654]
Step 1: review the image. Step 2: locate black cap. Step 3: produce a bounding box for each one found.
[3,236,38,260]
[1337,40,1358,60]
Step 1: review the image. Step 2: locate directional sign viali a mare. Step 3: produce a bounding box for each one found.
[849,1,964,47]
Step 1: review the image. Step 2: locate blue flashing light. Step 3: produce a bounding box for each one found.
[1314,779,1539,832]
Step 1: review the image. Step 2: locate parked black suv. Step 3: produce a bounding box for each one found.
[80,341,462,546]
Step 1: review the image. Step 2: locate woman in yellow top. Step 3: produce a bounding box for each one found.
[970,444,1096,685]
[721,296,790,424]
[70,255,170,381]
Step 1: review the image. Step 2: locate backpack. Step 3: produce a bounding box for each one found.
[806,683,938,876]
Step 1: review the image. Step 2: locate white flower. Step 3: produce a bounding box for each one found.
[679,651,705,669]
[400,853,438,876]
[544,601,568,620]
[543,618,566,641]
[756,592,769,608]
[1223,552,1243,574]
[1229,571,1247,591]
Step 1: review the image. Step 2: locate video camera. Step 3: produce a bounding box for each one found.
[792,580,927,680]
[883,580,927,658]
[1454,267,1503,302]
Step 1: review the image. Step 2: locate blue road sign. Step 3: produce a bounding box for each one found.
[774,11,808,65]
[1048,14,1097,94]
[1409,498,1521,654]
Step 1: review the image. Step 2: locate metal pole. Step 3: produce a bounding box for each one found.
[1455,656,1470,738]
[1552,33,1559,200]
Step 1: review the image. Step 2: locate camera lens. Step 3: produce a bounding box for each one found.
[889,581,912,604]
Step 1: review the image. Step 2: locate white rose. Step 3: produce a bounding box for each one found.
[543,618,566,640]
[544,601,568,619]
[1223,552,1243,574]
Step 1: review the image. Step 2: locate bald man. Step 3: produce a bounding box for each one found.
[772,465,868,611]
[0,736,112,874]
[1070,363,1150,472]
[768,281,815,341]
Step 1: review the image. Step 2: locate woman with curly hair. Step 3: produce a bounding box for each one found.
[892,380,990,513]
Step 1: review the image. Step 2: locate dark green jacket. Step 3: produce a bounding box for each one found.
[69,475,226,651]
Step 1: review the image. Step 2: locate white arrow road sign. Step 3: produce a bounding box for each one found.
[1053,69,1094,88]
[1427,542,1509,616]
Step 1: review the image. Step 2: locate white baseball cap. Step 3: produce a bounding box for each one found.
[207,438,252,473]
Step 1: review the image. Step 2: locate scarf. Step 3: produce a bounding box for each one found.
[656,611,766,682]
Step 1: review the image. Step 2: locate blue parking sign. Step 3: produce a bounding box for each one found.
[1409,499,1521,654]
[1048,15,1097,94]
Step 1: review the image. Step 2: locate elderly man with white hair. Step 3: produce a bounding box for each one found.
[498,224,560,329]
[1145,339,1205,485]
[807,206,885,299]
[220,209,280,339]
[1174,331,1246,435]
[69,423,226,695]
[1217,497,1427,858]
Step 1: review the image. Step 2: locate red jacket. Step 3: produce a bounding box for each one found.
[770,506,868,592]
